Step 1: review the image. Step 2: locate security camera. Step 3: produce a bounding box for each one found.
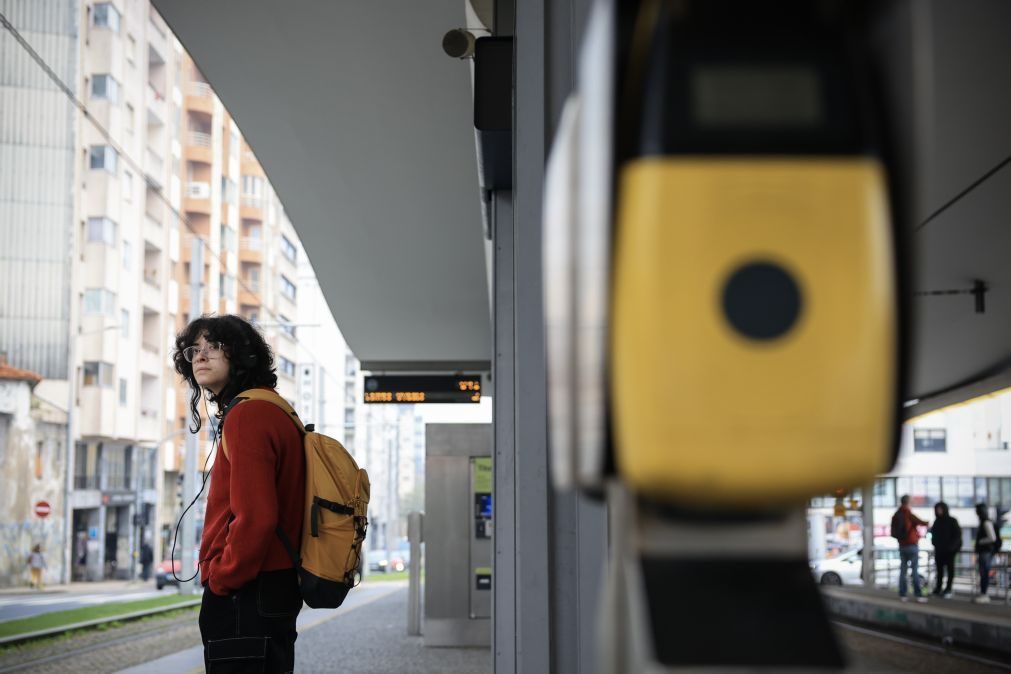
[442,29,476,59]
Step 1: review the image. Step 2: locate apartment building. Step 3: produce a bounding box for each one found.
[67,0,181,580]
[163,53,303,556]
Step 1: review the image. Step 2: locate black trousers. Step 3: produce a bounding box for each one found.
[933,551,955,593]
[199,569,302,673]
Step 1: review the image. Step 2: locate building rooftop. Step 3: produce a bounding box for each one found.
[0,354,42,385]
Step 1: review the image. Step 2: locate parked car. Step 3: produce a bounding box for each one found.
[810,537,930,587]
[367,548,390,574]
[156,558,199,590]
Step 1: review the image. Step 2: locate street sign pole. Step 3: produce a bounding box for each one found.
[180,238,203,595]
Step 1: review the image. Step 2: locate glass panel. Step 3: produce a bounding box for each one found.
[873,478,895,507]
[976,477,988,504]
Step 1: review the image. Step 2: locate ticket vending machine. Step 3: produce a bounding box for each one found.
[424,423,492,647]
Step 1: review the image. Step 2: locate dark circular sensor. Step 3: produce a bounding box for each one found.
[721,262,803,341]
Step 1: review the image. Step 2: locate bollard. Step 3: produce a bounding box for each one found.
[407,511,424,636]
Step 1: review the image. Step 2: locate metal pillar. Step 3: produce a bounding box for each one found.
[407,511,424,636]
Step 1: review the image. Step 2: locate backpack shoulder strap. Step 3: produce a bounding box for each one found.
[219,388,306,459]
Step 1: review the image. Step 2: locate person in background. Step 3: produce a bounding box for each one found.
[140,542,154,582]
[928,501,960,598]
[974,503,998,604]
[892,494,929,602]
[26,544,46,590]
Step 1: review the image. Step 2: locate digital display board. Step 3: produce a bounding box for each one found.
[363,374,482,404]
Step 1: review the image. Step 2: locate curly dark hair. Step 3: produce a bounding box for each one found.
[173,314,277,432]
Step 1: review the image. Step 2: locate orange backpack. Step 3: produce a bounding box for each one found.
[223,389,370,608]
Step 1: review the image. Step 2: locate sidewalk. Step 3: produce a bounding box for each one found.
[117,582,491,674]
[0,578,161,597]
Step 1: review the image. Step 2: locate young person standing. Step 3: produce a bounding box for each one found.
[928,501,961,598]
[892,494,929,602]
[974,503,998,604]
[174,315,306,673]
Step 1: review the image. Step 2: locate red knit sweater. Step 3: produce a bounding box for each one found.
[199,394,305,596]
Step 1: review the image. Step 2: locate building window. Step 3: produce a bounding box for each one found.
[125,103,134,134]
[82,288,116,316]
[92,2,120,31]
[90,74,119,102]
[122,240,131,270]
[119,378,128,405]
[941,476,975,508]
[86,217,117,246]
[280,235,297,263]
[872,478,896,508]
[89,145,118,173]
[221,177,237,205]
[123,170,132,202]
[82,362,114,388]
[121,309,129,338]
[35,441,44,480]
[913,428,946,452]
[279,356,296,378]
[279,315,295,339]
[241,175,263,197]
[248,311,259,324]
[280,275,296,302]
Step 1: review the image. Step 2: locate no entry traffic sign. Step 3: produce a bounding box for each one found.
[34,500,51,518]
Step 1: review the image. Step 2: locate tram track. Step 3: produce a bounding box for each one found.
[0,608,200,674]
[833,619,1011,672]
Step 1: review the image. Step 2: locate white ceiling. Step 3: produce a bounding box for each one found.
[153,0,491,371]
[154,0,1011,404]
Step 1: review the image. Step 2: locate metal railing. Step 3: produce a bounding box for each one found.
[188,130,212,148]
[188,80,212,98]
[186,181,210,198]
[869,549,1010,602]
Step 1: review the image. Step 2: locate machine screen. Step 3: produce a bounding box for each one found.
[690,64,822,129]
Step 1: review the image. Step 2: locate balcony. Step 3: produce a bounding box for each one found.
[142,276,162,310]
[239,237,262,262]
[139,408,159,442]
[147,83,166,126]
[183,181,211,215]
[74,475,99,490]
[185,130,213,163]
[240,195,263,220]
[140,344,160,375]
[187,181,210,199]
[238,282,262,308]
[144,148,164,189]
[143,216,162,246]
[186,81,214,115]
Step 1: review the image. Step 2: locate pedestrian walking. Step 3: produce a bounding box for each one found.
[173,315,306,673]
[890,494,928,602]
[973,503,998,604]
[26,544,46,590]
[928,501,960,597]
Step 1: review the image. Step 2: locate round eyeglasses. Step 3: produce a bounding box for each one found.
[183,341,224,363]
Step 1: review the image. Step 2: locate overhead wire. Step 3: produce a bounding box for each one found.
[0,9,352,396]
[915,153,1011,232]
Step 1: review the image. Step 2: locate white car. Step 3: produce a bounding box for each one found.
[811,538,931,587]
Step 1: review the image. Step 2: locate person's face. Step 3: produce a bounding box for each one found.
[189,334,230,395]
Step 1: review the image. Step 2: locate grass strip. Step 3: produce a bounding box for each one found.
[0,595,196,638]
[363,570,410,583]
